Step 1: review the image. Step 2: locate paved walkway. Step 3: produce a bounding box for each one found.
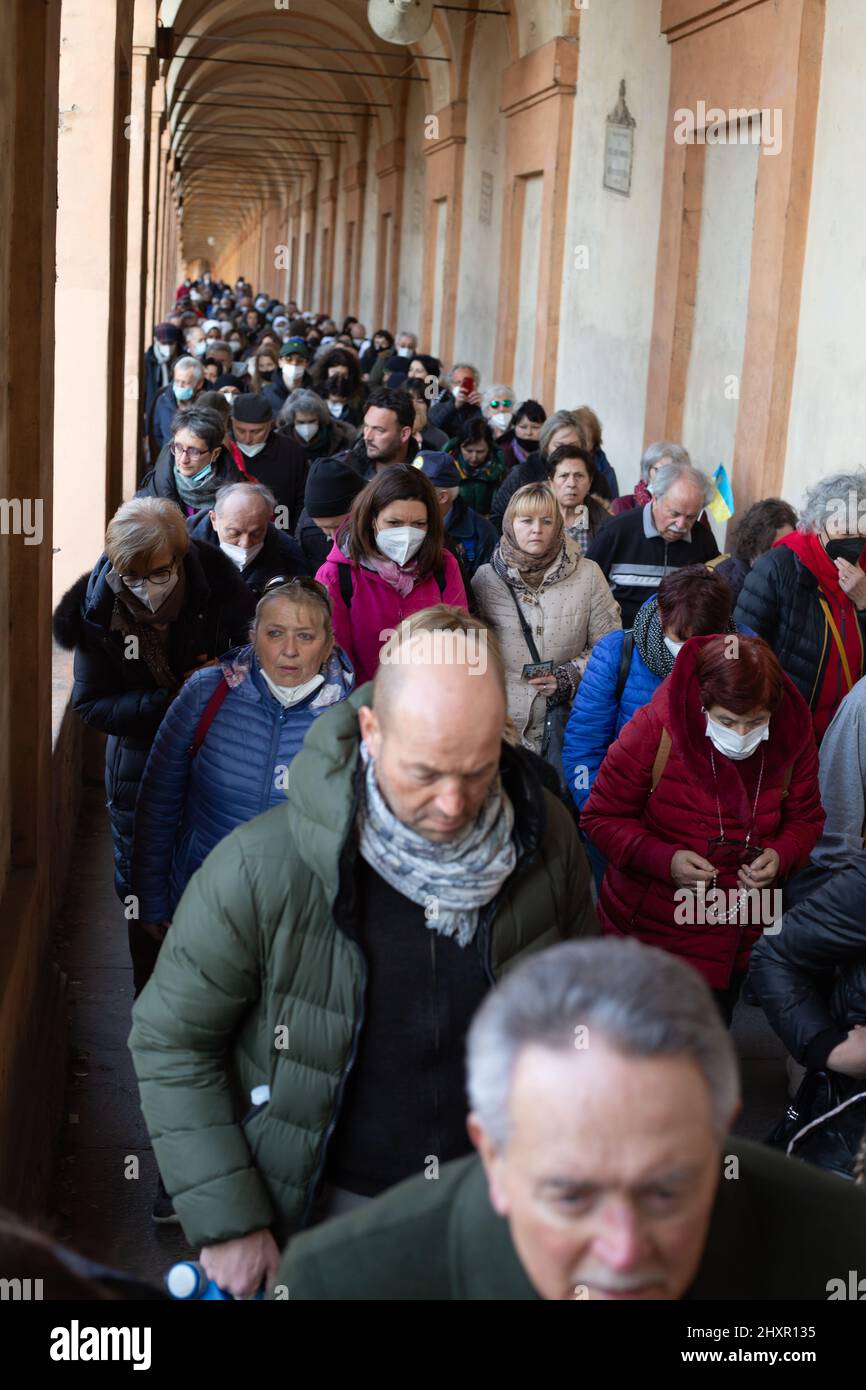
[49,786,791,1289]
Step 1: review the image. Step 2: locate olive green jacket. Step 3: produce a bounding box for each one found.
[128,684,597,1247]
[278,1138,866,1300]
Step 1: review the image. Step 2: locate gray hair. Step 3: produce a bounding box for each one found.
[450,361,481,385]
[278,387,329,430]
[173,355,204,383]
[206,340,233,357]
[539,409,583,455]
[396,329,418,347]
[640,440,691,484]
[797,469,866,535]
[652,460,715,507]
[482,384,516,413]
[213,482,276,517]
[105,496,189,574]
[467,939,740,1148]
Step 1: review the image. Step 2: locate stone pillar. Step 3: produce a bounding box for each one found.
[319,176,339,312]
[302,186,318,309]
[121,0,157,497]
[142,76,165,340]
[421,104,467,367]
[53,0,134,602]
[341,161,367,321]
[374,141,406,330]
[496,38,578,405]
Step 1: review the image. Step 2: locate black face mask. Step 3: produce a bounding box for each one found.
[519,436,540,453]
[826,537,865,564]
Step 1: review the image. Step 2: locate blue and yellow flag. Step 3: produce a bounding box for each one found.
[708,463,734,524]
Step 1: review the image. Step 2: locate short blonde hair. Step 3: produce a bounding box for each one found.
[506,482,558,525]
[105,497,189,574]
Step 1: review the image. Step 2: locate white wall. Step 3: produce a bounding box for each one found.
[556,0,670,494]
[682,138,759,546]
[514,174,545,399]
[453,11,508,388]
[431,199,448,358]
[785,0,866,510]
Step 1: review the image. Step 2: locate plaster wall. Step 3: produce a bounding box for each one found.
[785,0,866,509]
[556,0,670,493]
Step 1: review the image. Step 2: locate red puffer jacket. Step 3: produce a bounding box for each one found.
[581,638,824,988]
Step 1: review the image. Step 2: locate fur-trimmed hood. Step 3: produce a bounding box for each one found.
[52,539,250,650]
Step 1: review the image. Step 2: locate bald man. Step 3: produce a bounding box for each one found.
[186,481,310,595]
[129,609,597,1298]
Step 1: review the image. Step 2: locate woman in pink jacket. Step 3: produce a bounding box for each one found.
[316,463,468,684]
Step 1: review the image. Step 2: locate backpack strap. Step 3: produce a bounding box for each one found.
[614,630,635,704]
[338,564,354,611]
[434,563,446,596]
[188,677,230,759]
[818,595,856,693]
[228,438,259,484]
[650,727,672,791]
[705,554,730,572]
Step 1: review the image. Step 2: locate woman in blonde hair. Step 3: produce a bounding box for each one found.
[472,482,620,772]
[52,496,255,992]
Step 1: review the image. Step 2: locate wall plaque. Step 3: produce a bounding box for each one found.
[604,79,636,196]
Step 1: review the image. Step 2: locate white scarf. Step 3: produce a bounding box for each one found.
[356,743,516,946]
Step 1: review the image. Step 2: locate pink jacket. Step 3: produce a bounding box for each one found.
[316,544,468,685]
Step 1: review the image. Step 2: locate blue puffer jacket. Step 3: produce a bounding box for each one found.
[562,629,659,809]
[131,643,354,921]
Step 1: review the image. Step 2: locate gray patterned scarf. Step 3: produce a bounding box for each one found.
[633,595,676,680]
[356,743,517,947]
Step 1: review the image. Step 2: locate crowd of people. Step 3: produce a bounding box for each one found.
[50,271,866,1299]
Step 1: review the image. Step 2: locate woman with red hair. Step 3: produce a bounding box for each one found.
[581,635,824,1019]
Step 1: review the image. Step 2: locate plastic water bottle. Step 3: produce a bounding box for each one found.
[165,1260,264,1301]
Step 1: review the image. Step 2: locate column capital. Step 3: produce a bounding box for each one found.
[500,36,578,118]
[375,140,406,178]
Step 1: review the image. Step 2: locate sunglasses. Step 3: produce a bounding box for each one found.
[262,575,332,611]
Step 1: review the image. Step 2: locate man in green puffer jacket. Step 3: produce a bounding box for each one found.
[128,610,596,1297]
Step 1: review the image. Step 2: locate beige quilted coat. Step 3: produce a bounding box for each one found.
[472,539,622,750]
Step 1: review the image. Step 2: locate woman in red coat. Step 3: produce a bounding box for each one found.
[581,635,824,1020]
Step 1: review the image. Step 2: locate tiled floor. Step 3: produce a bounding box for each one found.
[48,786,790,1289]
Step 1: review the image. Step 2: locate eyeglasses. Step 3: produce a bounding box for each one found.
[119,563,176,586]
[262,575,332,610]
[170,442,210,462]
[488,400,514,410]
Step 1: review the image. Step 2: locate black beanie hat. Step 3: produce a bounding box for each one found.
[304,457,366,518]
[155,321,183,345]
[231,393,273,424]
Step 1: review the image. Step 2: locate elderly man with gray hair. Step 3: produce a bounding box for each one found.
[611,441,692,517]
[429,360,484,438]
[278,938,866,1300]
[586,458,718,626]
[187,482,310,595]
[150,353,205,454]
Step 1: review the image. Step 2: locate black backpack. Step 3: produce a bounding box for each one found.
[614,630,635,703]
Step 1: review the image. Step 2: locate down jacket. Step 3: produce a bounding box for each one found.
[128,685,598,1247]
[472,540,622,751]
[581,637,824,988]
[562,627,660,809]
[749,854,866,1070]
[316,539,468,685]
[734,544,866,728]
[52,543,256,900]
[131,644,355,922]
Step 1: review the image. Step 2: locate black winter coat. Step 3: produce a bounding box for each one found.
[52,543,256,902]
[749,854,866,1070]
[186,510,311,592]
[734,546,866,715]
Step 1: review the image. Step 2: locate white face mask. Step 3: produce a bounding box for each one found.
[704,712,770,761]
[397,346,413,359]
[123,568,179,613]
[219,539,264,570]
[327,401,344,418]
[237,440,266,458]
[261,668,325,707]
[375,525,426,567]
[490,411,513,431]
[663,636,684,658]
[295,421,318,442]
[193,341,207,357]
[229,341,242,354]
[153,340,173,361]
[282,364,304,386]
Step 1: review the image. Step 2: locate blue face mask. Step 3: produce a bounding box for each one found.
[174,462,213,488]
[175,385,195,402]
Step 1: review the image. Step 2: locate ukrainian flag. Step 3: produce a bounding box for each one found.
[708,463,734,524]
